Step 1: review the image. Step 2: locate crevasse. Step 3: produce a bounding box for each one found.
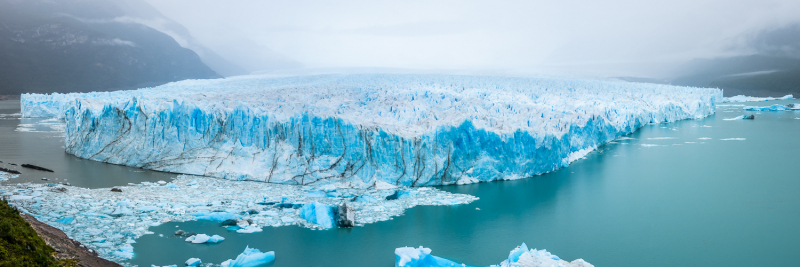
[21,74,722,187]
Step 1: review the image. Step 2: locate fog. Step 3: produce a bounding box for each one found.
[143,0,800,77]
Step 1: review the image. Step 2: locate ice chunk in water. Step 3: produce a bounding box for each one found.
[185,258,201,266]
[220,246,275,267]
[194,212,242,222]
[185,234,210,244]
[394,246,460,267]
[299,202,336,229]
[112,244,134,259]
[395,243,594,267]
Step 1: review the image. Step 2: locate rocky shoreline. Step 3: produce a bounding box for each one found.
[22,214,121,267]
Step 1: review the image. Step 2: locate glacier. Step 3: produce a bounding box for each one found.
[20,73,722,187]
[395,243,593,267]
[220,246,275,267]
[723,94,793,103]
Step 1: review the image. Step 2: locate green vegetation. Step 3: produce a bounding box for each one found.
[0,199,75,267]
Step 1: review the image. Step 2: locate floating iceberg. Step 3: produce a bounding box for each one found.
[723,94,793,102]
[0,170,19,181]
[742,104,788,111]
[1,175,476,261]
[220,246,275,267]
[21,74,721,187]
[723,115,756,120]
[185,258,201,266]
[395,246,461,267]
[185,234,225,244]
[395,243,593,267]
[299,202,336,229]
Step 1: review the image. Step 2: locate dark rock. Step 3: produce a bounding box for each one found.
[256,201,277,206]
[9,163,17,166]
[54,187,67,193]
[21,164,54,172]
[335,203,355,228]
[744,114,755,120]
[41,178,48,180]
[174,230,185,236]
[110,188,122,192]
[0,167,21,174]
[246,209,259,215]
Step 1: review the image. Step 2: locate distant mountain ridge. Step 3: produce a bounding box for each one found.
[670,55,800,97]
[0,0,221,95]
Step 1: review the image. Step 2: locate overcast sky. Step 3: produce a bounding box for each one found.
[144,0,800,76]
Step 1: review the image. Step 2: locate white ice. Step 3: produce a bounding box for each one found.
[1,175,477,262]
[220,246,275,267]
[184,258,201,266]
[723,94,793,103]
[185,234,225,244]
[20,73,721,187]
[394,243,594,267]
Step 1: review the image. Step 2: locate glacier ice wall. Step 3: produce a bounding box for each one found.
[21,74,722,186]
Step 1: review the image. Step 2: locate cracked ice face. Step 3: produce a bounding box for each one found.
[22,74,721,186]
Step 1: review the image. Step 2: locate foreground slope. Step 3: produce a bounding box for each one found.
[22,74,722,187]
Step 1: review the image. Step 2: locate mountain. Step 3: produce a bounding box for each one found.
[0,0,221,95]
[669,55,800,97]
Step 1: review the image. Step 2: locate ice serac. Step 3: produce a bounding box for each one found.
[22,74,722,186]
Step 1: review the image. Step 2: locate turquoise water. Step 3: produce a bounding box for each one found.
[0,100,173,188]
[3,100,800,266]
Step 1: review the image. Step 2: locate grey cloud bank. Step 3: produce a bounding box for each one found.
[144,0,800,77]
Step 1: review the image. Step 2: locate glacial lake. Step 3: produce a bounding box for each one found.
[2,99,799,266]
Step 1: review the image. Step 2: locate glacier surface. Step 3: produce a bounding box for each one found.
[395,243,593,267]
[21,74,721,187]
[723,94,793,103]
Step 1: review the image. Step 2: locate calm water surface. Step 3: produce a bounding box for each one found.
[2,99,799,266]
[0,100,173,187]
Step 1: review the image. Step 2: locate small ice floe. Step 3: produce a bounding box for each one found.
[640,144,660,147]
[720,138,746,141]
[185,234,225,244]
[185,258,201,266]
[698,137,712,140]
[0,170,20,181]
[646,137,675,140]
[724,115,755,120]
[111,244,134,259]
[220,246,275,267]
[14,118,66,135]
[395,243,593,267]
